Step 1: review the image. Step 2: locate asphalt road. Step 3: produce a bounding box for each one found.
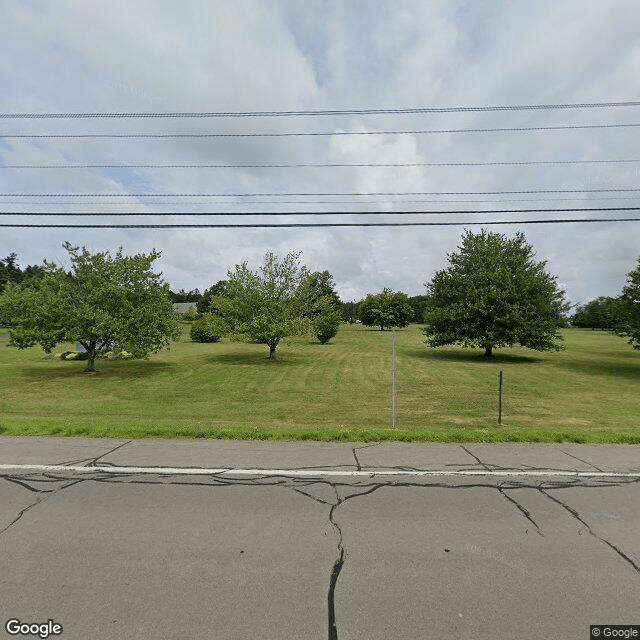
[0,437,638,640]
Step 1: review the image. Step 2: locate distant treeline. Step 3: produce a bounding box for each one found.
[341,295,429,324]
[570,296,628,330]
[0,253,45,286]
[169,288,202,303]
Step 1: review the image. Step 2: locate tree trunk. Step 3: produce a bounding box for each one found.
[380,325,384,331]
[84,343,97,372]
[484,344,493,357]
[267,338,279,359]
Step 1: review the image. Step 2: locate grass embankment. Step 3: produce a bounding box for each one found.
[0,325,638,443]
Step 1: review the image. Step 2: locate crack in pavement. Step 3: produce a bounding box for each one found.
[460,447,544,536]
[560,449,605,472]
[3,475,57,493]
[0,476,84,536]
[87,440,132,467]
[538,488,639,574]
[286,480,385,639]
[327,485,343,640]
[0,496,44,535]
[351,443,380,471]
[496,486,544,536]
[2,465,638,637]
[459,445,495,471]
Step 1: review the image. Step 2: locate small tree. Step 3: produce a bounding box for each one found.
[359,289,414,330]
[312,296,342,344]
[190,314,226,343]
[423,229,568,357]
[299,270,341,316]
[182,306,200,322]
[615,256,640,349]
[0,243,182,372]
[212,251,311,358]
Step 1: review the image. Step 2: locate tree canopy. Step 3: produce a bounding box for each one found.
[311,295,342,344]
[359,289,414,330]
[0,253,45,288]
[0,242,182,371]
[615,256,640,349]
[210,251,312,358]
[571,296,624,330]
[169,288,202,303]
[423,229,568,357]
[299,270,341,316]
[197,279,232,314]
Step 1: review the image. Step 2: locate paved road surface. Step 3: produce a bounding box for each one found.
[0,437,638,639]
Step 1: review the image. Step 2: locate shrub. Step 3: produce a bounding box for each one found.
[190,314,226,343]
[118,351,134,359]
[62,351,89,361]
[182,306,200,322]
[313,312,341,344]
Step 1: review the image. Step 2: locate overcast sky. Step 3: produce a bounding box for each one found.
[1,0,640,305]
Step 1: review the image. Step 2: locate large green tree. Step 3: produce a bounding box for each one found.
[0,242,182,371]
[211,251,311,358]
[615,256,640,349]
[359,289,414,330]
[423,229,568,357]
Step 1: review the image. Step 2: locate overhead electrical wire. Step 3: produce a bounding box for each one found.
[2,219,640,229]
[3,102,639,230]
[3,159,640,169]
[3,188,640,197]
[3,196,640,206]
[4,122,640,138]
[2,100,640,118]
[2,207,640,216]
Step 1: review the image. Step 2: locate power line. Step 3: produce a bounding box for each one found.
[4,159,640,169]
[2,207,640,216]
[2,100,640,118]
[4,122,640,138]
[2,219,639,228]
[3,196,639,206]
[3,188,640,197]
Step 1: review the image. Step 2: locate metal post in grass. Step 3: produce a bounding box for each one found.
[498,370,503,425]
[391,325,397,428]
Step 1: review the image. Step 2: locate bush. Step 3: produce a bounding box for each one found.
[182,306,200,322]
[62,351,88,361]
[313,312,341,344]
[190,314,226,343]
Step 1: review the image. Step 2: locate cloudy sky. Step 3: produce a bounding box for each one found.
[1,0,640,305]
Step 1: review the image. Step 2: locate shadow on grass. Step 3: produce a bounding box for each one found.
[19,360,177,380]
[553,357,640,381]
[403,347,543,364]
[205,352,309,366]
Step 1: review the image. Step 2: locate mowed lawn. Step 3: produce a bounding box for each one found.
[0,324,638,443]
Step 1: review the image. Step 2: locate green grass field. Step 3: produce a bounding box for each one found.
[0,324,638,443]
